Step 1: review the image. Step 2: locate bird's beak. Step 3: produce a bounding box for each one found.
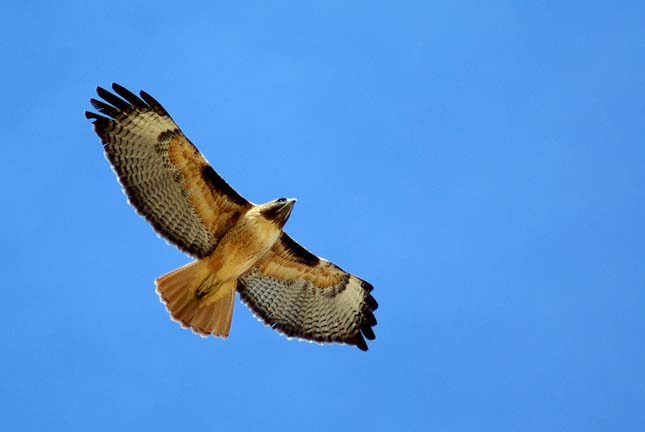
[283,198,296,216]
[275,198,296,226]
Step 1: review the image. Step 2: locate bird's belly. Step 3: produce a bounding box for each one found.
[206,220,280,282]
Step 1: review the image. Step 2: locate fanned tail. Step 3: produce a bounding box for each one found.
[155,260,236,337]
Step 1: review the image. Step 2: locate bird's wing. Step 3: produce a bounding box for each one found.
[85,83,251,258]
[238,233,378,351]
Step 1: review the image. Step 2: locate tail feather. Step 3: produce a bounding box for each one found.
[155,260,236,338]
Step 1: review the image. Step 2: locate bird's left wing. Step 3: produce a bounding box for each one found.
[85,83,251,258]
[238,233,378,351]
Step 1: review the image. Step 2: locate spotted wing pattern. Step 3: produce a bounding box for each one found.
[238,233,378,351]
[85,83,251,258]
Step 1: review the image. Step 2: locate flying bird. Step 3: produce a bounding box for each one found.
[85,83,377,350]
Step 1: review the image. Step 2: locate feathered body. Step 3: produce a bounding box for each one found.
[85,83,377,350]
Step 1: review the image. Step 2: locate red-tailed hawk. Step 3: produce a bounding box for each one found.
[85,83,377,351]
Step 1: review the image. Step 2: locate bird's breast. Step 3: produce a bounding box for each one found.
[206,211,280,281]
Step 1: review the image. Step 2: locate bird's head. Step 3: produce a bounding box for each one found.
[260,197,297,227]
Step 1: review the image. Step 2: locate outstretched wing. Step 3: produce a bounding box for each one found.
[238,233,378,351]
[85,83,251,258]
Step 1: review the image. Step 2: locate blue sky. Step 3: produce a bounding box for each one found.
[1,1,644,431]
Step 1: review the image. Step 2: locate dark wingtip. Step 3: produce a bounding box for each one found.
[366,293,378,311]
[90,98,120,118]
[95,85,109,98]
[354,333,368,351]
[361,279,374,292]
[96,85,130,110]
[362,324,376,341]
[84,110,106,121]
[139,89,170,116]
[111,83,148,109]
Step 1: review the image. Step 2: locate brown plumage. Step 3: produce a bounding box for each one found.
[85,83,377,350]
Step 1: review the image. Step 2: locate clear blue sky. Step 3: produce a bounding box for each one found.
[1,1,644,431]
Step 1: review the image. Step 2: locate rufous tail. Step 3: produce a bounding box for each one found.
[155,260,236,338]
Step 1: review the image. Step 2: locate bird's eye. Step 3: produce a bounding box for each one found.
[277,198,287,202]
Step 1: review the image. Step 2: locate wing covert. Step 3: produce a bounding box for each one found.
[238,233,377,351]
[85,83,251,258]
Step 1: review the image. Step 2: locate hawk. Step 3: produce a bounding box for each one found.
[85,83,377,350]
